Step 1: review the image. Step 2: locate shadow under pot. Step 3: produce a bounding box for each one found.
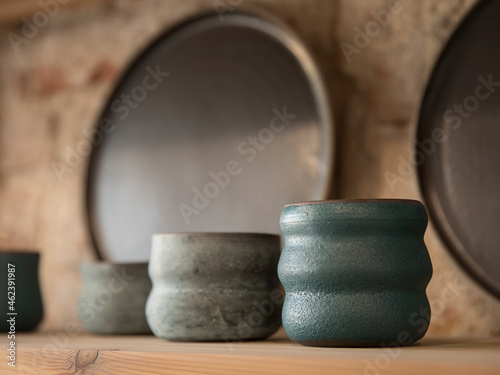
[78,262,152,334]
[278,199,433,347]
[0,251,43,332]
[146,233,283,341]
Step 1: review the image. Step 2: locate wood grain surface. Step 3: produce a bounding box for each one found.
[1,332,499,374]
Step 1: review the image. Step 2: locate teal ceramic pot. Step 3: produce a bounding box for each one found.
[0,251,43,332]
[78,262,152,334]
[146,233,283,341]
[278,200,433,347]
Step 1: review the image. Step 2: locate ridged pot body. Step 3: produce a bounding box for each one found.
[78,263,152,334]
[146,233,283,341]
[278,200,433,346]
[0,251,43,332]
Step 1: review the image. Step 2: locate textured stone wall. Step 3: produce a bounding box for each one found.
[1,0,498,335]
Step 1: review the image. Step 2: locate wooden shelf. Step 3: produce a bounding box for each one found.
[1,330,500,374]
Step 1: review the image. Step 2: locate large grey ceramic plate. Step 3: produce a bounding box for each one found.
[87,11,332,262]
[417,0,500,298]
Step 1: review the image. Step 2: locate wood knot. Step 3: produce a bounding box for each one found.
[75,349,99,370]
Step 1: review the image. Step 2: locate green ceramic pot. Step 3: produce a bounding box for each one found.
[146,233,283,341]
[0,251,43,332]
[78,262,152,334]
[278,199,433,347]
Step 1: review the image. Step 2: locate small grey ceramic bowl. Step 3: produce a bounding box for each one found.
[146,233,283,341]
[78,262,152,334]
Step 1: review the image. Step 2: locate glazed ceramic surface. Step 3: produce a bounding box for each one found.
[146,233,283,341]
[87,10,332,262]
[417,0,500,299]
[0,251,43,332]
[78,262,152,334]
[278,200,433,347]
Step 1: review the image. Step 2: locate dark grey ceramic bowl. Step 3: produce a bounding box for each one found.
[78,262,152,334]
[0,251,43,332]
[146,233,283,341]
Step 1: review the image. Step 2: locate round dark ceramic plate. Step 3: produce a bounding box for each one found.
[86,11,332,261]
[417,0,500,298]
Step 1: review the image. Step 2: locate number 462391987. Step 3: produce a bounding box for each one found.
[7,263,15,312]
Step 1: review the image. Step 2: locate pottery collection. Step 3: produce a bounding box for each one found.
[4,201,433,347]
[75,199,432,346]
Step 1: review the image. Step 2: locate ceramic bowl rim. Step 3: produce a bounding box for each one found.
[152,232,280,238]
[80,261,149,268]
[284,199,422,208]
